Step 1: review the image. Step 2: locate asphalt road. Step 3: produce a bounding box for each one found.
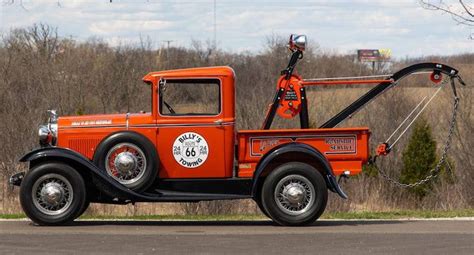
[0,219,473,254]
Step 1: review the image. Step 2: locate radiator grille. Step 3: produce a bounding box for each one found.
[68,139,101,159]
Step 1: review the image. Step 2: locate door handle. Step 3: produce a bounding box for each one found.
[214,119,223,125]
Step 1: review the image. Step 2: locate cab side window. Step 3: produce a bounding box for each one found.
[159,78,220,116]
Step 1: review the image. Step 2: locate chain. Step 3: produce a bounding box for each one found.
[376,77,460,188]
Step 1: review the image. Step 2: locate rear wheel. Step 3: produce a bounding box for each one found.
[261,162,327,226]
[254,196,269,218]
[20,162,86,226]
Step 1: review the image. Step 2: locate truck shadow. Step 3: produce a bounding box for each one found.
[58,219,405,227]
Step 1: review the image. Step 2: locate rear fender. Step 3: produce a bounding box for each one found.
[251,143,348,199]
[20,147,147,202]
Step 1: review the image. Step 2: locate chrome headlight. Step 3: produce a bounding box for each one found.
[39,125,53,146]
[39,110,58,147]
[288,34,307,52]
[49,123,58,139]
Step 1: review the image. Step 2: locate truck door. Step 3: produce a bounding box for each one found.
[156,78,229,178]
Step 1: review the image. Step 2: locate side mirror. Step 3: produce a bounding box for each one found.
[288,34,306,52]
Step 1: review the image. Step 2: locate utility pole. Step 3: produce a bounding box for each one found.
[213,0,216,49]
[162,40,174,66]
[163,40,173,50]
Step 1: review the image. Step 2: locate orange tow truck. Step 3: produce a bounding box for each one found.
[10,34,464,226]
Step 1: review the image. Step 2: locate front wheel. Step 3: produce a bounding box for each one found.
[261,162,328,226]
[20,162,86,226]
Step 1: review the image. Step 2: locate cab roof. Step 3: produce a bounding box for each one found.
[142,66,235,83]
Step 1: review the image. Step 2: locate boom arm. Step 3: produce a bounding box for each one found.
[262,57,462,130]
[319,63,460,128]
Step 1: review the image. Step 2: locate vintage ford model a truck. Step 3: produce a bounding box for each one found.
[9,34,464,226]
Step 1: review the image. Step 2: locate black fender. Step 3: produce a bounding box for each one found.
[251,142,348,199]
[20,147,151,202]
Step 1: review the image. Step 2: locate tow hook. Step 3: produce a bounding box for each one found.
[9,172,25,187]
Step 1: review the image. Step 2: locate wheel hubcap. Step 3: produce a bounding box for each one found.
[32,174,73,216]
[114,152,137,175]
[40,182,64,205]
[285,184,306,204]
[274,174,315,216]
[105,143,147,186]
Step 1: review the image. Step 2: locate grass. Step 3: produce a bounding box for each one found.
[0,214,26,219]
[321,209,474,220]
[1,209,472,221]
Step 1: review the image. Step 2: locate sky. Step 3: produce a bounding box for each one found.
[0,0,472,58]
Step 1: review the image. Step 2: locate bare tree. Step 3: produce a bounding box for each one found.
[2,0,28,11]
[420,0,474,38]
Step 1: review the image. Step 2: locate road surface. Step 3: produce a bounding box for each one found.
[0,219,473,254]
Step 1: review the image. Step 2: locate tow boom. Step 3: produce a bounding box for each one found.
[262,55,464,130]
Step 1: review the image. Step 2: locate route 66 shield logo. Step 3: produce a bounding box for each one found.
[172,132,209,168]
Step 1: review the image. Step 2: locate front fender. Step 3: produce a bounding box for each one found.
[20,147,148,202]
[251,143,348,199]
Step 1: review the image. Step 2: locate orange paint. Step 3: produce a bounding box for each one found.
[57,66,371,180]
[237,128,370,177]
[302,79,392,86]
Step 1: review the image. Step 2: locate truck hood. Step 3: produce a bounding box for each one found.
[58,113,152,128]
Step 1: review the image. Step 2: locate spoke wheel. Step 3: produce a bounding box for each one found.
[20,162,86,226]
[93,132,158,192]
[32,174,74,216]
[261,162,327,226]
[274,175,315,216]
[105,143,147,185]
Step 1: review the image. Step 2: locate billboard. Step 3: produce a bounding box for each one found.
[357,49,391,62]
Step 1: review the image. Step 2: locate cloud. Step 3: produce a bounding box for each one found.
[89,20,172,35]
[0,0,471,57]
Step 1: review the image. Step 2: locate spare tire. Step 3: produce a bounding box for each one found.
[93,131,158,192]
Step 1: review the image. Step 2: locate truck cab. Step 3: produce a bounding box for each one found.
[144,67,236,179]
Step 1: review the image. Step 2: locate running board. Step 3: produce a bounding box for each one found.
[95,178,253,203]
[139,189,251,202]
